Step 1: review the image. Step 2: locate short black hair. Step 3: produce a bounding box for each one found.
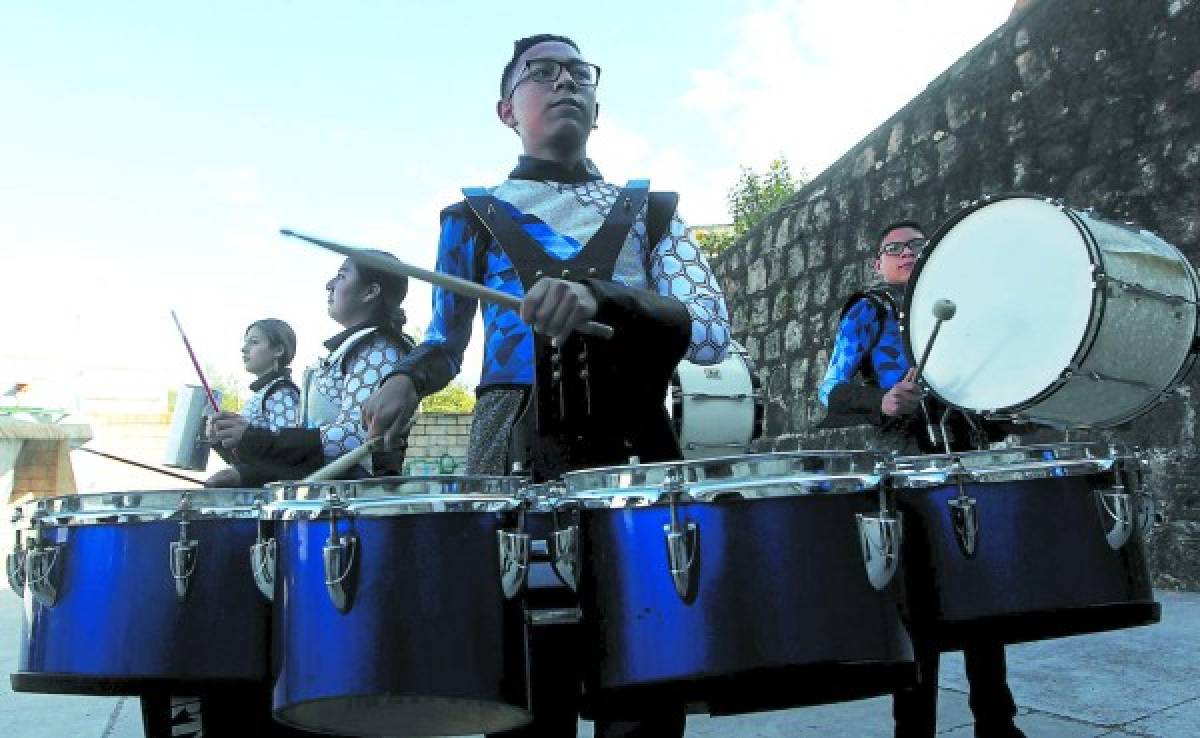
[501,34,581,98]
[878,219,925,245]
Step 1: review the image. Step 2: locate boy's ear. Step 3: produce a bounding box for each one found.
[497,99,517,129]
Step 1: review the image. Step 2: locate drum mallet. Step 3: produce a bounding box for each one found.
[280,228,615,341]
[304,438,384,482]
[912,298,957,384]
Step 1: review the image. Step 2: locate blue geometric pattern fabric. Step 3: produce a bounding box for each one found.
[310,334,405,460]
[818,297,910,406]
[421,178,730,388]
[242,381,300,433]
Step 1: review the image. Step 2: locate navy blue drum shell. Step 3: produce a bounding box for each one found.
[576,494,913,711]
[16,518,268,691]
[897,475,1158,650]
[272,511,531,737]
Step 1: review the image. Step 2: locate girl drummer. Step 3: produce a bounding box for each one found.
[205,318,300,487]
[208,252,415,485]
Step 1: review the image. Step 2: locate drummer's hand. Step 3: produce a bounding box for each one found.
[210,412,249,449]
[364,374,419,450]
[520,278,598,344]
[204,467,242,488]
[882,368,921,417]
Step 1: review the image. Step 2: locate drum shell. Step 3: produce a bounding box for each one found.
[897,474,1157,650]
[574,494,913,711]
[15,517,268,691]
[271,510,530,736]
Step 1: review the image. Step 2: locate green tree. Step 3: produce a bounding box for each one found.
[695,155,805,260]
[420,382,477,413]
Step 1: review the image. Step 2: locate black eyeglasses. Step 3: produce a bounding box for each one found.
[880,237,927,256]
[507,58,602,99]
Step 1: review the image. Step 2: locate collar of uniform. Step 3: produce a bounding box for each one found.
[509,156,602,184]
[249,367,292,392]
[324,321,377,352]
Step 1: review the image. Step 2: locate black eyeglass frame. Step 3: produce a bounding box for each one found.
[879,237,928,256]
[505,58,602,100]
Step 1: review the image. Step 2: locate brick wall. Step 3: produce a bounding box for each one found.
[711,0,1200,588]
[403,412,473,475]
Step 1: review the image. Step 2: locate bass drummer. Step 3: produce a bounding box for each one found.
[362,33,731,738]
[817,220,1026,738]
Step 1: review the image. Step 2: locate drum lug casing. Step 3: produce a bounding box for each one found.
[322,495,357,614]
[857,462,903,591]
[250,500,276,602]
[947,462,980,559]
[169,519,198,601]
[550,525,579,592]
[26,539,63,608]
[497,529,531,599]
[1096,456,1146,550]
[6,507,26,596]
[661,468,699,602]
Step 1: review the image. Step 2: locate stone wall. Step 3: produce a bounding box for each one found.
[711,0,1200,588]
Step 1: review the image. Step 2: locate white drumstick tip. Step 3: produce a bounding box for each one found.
[933,299,957,321]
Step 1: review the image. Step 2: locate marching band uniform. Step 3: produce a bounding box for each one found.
[385,155,731,737]
[233,321,414,485]
[242,368,301,433]
[820,283,1024,738]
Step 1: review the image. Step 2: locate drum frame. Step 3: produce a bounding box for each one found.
[903,193,1200,429]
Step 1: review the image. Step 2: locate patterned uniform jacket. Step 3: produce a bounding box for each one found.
[234,323,414,485]
[242,370,300,432]
[385,156,732,471]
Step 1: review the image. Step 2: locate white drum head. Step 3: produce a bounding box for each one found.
[909,198,1096,412]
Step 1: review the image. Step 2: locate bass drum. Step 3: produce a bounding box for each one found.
[668,341,765,459]
[905,194,1199,429]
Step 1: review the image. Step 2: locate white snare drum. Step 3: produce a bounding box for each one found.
[907,195,1199,428]
[668,341,764,459]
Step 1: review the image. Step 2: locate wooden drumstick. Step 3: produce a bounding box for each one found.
[280,228,616,341]
[304,438,384,482]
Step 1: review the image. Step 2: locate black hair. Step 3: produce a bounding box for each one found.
[878,219,926,246]
[246,319,297,369]
[501,34,581,98]
[353,251,409,341]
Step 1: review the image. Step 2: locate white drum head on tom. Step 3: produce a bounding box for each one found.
[909,198,1096,412]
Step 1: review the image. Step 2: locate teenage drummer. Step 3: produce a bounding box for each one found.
[361,33,731,738]
[208,252,415,485]
[205,318,300,487]
[818,220,1026,738]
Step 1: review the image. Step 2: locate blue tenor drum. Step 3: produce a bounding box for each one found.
[8,489,269,695]
[264,475,531,737]
[892,443,1160,650]
[553,451,915,716]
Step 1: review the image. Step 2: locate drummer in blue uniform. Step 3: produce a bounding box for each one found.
[205,318,300,487]
[363,33,730,738]
[818,220,1026,738]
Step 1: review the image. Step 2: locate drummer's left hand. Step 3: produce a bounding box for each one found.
[520,277,598,344]
[205,467,242,488]
[210,412,249,449]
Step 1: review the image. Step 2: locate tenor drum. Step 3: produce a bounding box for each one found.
[892,443,1159,651]
[265,476,531,737]
[9,489,268,695]
[554,452,914,716]
[668,341,765,459]
[906,195,1199,428]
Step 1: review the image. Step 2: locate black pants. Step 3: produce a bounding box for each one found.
[893,639,1020,738]
[486,618,686,738]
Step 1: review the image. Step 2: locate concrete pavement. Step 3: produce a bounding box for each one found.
[1,591,1196,737]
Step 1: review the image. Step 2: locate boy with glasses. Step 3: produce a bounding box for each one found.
[364,33,729,738]
[818,221,1025,737]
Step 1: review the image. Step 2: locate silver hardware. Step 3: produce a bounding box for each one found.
[26,539,62,608]
[661,468,698,600]
[550,524,579,591]
[6,529,25,596]
[170,519,199,601]
[1096,486,1134,550]
[526,607,582,626]
[561,269,571,278]
[624,196,632,210]
[487,203,496,219]
[857,461,902,590]
[948,460,980,558]
[1094,274,1196,305]
[587,267,597,276]
[535,269,545,278]
[498,529,530,599]
[249,502,275,602]
[322,493,357,613]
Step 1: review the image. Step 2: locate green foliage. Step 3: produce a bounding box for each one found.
[697,155,805,260]
[420,382,476,413]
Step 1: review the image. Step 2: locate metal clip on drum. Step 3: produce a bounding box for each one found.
[250,497,276,602]
[948,459,980,558]
[6,507,26,596]
[26,509,63,608]
[1096,453,1136,551]
[169,493,199,601]
[550,489,581,592]
[662,466,699,601]
[856,460,903,591]
[322,486,357,613]
[497,497,531,600]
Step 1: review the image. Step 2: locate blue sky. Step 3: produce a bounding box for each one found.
[0,0,1014,408]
